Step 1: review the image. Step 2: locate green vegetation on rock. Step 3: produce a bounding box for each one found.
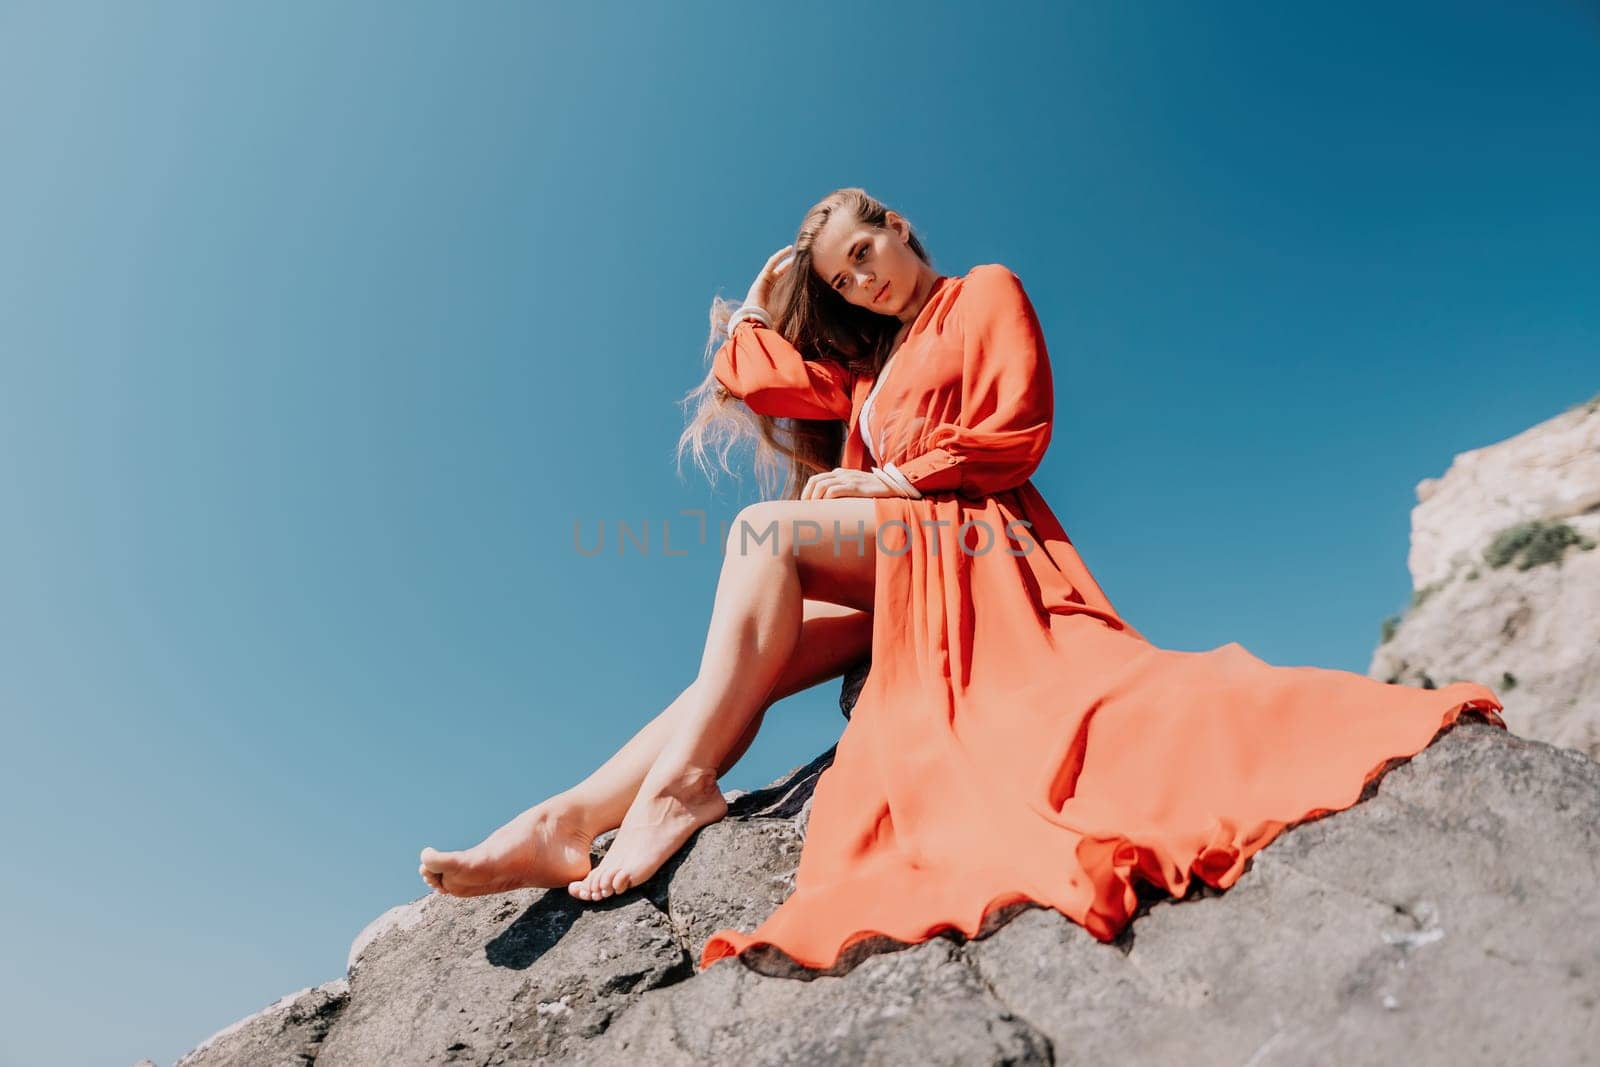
[1483,520,1597,572]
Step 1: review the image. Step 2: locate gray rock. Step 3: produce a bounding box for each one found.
[312,888,689,1066]
[964,723,1600,1066]
[346,899,428,977]
[174,979,348,1067]
[574,936,1052,1066]
[840,655,870,720]
[172,708,1599,1067]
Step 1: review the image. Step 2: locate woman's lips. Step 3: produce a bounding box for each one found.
[874,281,890,304]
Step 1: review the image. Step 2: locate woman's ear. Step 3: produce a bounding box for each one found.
[885,210,907,239]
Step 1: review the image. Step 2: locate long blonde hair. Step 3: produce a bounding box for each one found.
[676,187,937,500]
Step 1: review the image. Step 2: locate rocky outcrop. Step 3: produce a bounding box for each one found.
[163,401,1600,1067]
[168,703,1599,1066]
[170,979,348,1066]
[1371,393,1600,759]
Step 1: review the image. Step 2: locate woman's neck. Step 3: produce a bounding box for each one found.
[896,267,942,326]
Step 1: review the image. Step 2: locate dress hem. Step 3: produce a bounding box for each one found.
[697,687,1506,975]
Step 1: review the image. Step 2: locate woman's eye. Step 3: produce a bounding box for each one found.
[835,245,867,290]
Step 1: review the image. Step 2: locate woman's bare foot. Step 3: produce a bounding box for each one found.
[419,800,597,898]
[568,765,727,901]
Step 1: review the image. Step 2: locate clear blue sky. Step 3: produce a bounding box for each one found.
[1,3,1594,1064]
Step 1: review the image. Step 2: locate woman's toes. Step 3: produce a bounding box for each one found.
[575,860,631,901]
[419,846,454,876]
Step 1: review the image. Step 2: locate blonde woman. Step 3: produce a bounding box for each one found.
[421,187,1506,975]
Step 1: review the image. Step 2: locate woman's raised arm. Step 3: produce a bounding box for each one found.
[713,320,855,421]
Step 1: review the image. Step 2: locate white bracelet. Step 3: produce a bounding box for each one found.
[879,462,922,498]
[727,304,773,338]
[871,465,922,499]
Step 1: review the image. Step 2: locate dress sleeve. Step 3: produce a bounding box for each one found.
[890,264,1054,497]
[712,320,855,421]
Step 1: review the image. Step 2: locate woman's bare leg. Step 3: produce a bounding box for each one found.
[418,584,874,895]
[578,599,871,821]
[570,497,879,900]
[709,599,873,774]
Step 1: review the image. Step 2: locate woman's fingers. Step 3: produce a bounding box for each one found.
[761,244,794,282]
[802,468,894,500]
[763,245,795,282]
[749,245,796,308]
[831,472,886,499]
[801,468,836,500]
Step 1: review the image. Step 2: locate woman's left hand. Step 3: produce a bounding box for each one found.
[800,467,904,500]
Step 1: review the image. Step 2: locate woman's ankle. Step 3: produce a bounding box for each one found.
[640,758,723,802]
[539,790,617,842]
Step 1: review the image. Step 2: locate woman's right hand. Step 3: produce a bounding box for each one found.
[745,244,796,310]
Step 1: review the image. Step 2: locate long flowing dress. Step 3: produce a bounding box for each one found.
[699,263,1506,973]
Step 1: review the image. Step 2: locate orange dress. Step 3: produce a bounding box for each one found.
[700,263,1506,972]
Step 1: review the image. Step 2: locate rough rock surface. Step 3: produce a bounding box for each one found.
[172,979,348,1066]
[169,699,1599,1066]
[1371,395,1600,759]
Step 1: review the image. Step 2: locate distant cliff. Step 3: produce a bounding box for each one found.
[1371,392,1600,760]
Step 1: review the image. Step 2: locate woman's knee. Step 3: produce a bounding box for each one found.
[725,500,791,560]
[726,499,877,558]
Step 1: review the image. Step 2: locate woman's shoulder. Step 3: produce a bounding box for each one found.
[919,264,1030,338]
[961,262,1024,290]
[951,262,1029,316]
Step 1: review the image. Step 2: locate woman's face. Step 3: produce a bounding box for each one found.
[810,209,923,317]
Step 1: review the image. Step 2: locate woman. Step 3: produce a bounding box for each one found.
[419,187,1507,975]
